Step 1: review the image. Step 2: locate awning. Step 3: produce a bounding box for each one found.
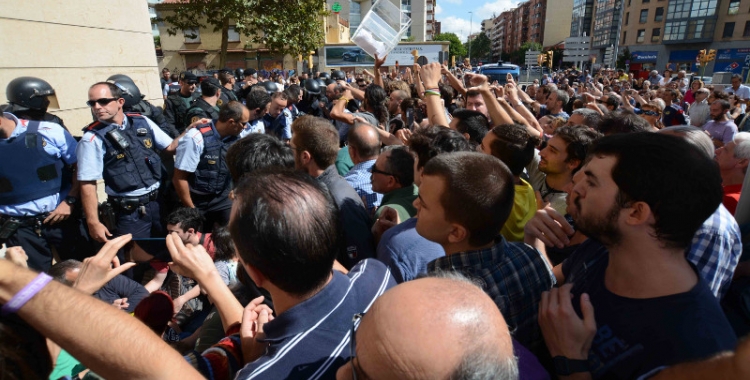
[630,51,658,62]
[669,50,700,61]
[178,49,208,55]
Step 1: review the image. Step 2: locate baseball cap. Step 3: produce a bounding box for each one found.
[180,72,198,83]
[201,77,222,93]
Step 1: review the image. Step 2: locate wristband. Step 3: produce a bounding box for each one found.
[426,88,439,92]
[1,272,53,315]
[339,97,349,103]
[424,90,441,97]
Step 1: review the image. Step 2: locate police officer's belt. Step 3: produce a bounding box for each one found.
[0,213,50,226]
[109,190,159,211]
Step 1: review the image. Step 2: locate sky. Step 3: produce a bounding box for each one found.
[435,0,524,42]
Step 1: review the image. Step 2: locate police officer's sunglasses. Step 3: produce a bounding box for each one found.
[86,98,120,107]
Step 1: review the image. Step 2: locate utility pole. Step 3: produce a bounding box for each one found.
[468,12,473,65]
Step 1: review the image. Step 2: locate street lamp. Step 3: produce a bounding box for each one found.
[468,12,473,65]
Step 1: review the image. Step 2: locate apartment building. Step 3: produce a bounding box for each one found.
[490,0,546,58]
[543,0,574,47]
[620,0,750,78]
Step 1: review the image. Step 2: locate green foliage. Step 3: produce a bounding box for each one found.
[434,32,467,60]
[509,41,543,65]
[616,46,631,70]
[467,32,490,61]
[161,0,327,68]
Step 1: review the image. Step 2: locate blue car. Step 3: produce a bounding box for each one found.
[479,62,520,84]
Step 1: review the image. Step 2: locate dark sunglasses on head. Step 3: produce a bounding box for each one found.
[187,81,198,85]
[642,110,660,116]
[86,98,119,107]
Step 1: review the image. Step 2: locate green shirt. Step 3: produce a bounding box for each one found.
[374,184,419,222]
[335,147,354,176]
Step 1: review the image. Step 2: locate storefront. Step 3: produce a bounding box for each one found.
[629,51,659,79]
[715,48,750,76]
[667,50,701,73]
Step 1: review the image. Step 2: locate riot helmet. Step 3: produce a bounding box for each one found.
[319,72,331,80]
[108,79,142,108]
[6,77,59,111]
[107,74,134,83]
[234,68,245,81]
[261,80,280,95]
[304,78,321,95]
[331,70,346,81]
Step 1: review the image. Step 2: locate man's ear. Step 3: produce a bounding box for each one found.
[737,158,749,171]
[300,150,312,166]
[244,263,267,289]
[186,228,196,235]
[447,223,468,244]
[566,158,581,172]
[624,201,652,226]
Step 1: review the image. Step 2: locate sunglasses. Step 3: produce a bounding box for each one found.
[86,98,119,107]
[369,166,394,176]
[641,110,660,116]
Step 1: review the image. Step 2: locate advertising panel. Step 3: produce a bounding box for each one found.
[325,44,443,67]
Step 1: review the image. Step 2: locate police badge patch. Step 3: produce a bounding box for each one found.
[217,99,224,106]
[42,139,47,147]
[191,116,201,124]
[143,138,153,149]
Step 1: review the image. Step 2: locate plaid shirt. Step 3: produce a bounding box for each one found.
[428,236,555,351]
[688,204,742,299]
[344,159,382,213]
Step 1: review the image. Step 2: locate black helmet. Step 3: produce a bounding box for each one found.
[234,68,245,81]
[331,70,346,81]
[109,79,142,108]
[6,77,59,111]
[107,74,134,83]
[324,78,335,86]
[317,79,327,88]
[319,72,331,79]
[304,78,321,95]
[261,80,279,95]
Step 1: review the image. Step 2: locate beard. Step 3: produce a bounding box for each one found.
[574,196,623,247]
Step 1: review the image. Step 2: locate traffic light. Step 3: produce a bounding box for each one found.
[706,49,716,61]
[546,51,554,68]
[537,54,545,65]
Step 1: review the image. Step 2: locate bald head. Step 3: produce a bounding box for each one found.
[337,274,517,380]
[347,123,381,163]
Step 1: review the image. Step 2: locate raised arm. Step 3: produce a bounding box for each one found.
[504,82,543,139]
[374,55,386,89]
[420,63,450,127]
[442,65,467,96]
[329,89,356,125]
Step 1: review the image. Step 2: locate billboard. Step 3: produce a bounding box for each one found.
[325,44,444,67]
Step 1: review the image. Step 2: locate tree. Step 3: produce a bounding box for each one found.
[160,0,327,68]
[467,32,491,62]
[616,46,631,70]
[434,32,467,61]
[510,41,542,65]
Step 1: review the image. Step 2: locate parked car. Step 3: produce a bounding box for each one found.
[342,49,367,62]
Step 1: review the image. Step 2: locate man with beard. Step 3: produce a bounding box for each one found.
[533,133,736,379]
[703,99,738,148]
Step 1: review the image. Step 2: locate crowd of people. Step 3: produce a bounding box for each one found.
[0,56,749,380]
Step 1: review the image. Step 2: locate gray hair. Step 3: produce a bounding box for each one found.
[571,108,602,127]
[449,349,519,380]
[734,132,750,160]
[658,125,715,158]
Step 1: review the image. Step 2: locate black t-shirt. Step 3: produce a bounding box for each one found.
[561,239,737,379]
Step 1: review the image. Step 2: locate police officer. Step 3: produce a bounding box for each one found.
[184,77,222,127]
[0,111,80,271]
[164,72,199,134]
[77,82,179,265]
[164,73,181,99]
[1,77,67,130]
[240,88,271,137]
[297,78,326,118]
[108,75,177,138]
[173,101,249,229]
[217,70,239,106]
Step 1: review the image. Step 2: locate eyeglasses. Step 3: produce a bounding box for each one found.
[86,98,119,107]
[641,110,660,116]
[369,166,394,176]
[350,313,367,380]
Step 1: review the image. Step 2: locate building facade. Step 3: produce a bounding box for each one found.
[327,0,435,42]
[489,0,551,61]
[543,0,574,48]
[619,0,750,78]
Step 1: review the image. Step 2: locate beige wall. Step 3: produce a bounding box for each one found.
[543,0,574,47]
[0,0,162,136]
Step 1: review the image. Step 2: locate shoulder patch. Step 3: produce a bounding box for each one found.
[216,99,224,106]
[85,121,103,131]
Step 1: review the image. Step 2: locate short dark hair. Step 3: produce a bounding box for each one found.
[466,89,481,98]
[553,125,602,173]
[218,71,234,85]
[285,84,302,105]
[596,110,652,135]
[226,133,294,182]
[588,132,723,249]
[211,226,236,262]
[218,101,246,123]
[347,123,381,159]
[714,99,730,111]
[90,82,123,99]
[452,110,489,147]
[47,259,82,286]
[422,152,515,246]
[291,115,339,168]
[271,91,288,102]
[487,124,539,176]
[245,89,271,112]
[408,126,473,169]
[229,170,341,296]
[167,207,204,232]
[384,147,415,186]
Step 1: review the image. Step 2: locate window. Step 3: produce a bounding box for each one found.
[652,27,661,41]
[625,12,629,25]
[690,0,718,17]
[728,0,740,14]
[655,7,664,21]
[350,1,361,35]
[640,9,648,23]
[637,29,645,42]
[745,21,750,37]
[723,22,735,38]
[183,28,200,43]
[643,0,650,3]
[623,30,627,44]
[228,26,240,42]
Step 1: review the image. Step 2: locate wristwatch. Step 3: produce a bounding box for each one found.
[65,196,78,206]
[553,356,589,376]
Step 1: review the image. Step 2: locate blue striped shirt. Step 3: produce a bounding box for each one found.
[344,159,382,213]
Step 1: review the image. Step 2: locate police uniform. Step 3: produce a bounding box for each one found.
[174,122,237,229]
[0,103,68,131]
[77,113,173,258]
[129,99,177,138]
[0,113,80,271]
[265,111,293,141]
[165,92,200,135]
[218,86,239,106]
[184,97,220,127]
[239,117,266,138]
